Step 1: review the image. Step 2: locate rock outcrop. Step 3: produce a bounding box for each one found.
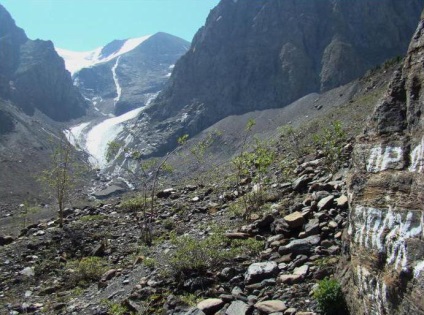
[0,4,86,121]
[345,11,424,315]
[131,0,423,157]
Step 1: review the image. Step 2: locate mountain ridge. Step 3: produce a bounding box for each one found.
[127,0,423,158]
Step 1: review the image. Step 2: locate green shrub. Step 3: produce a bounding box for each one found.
[167,228,263,279]
[313,278,346,315]
[313,121,347,172]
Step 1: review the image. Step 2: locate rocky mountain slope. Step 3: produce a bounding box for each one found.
[126,0,424,157]
[343,11,424,315]
[58,33,189,116]
[0,4,86,122]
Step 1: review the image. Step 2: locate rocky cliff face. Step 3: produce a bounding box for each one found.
[344,12,424,315]
[131,0,423,157]
[68,33,189,116]
[0,4,86,122]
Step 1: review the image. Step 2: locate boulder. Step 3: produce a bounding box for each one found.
[283,211,304,229]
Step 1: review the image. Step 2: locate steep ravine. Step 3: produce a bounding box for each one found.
[342,12,424,315]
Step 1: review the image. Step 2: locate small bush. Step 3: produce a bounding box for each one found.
[167,228,263,279]
[313,121,347,172]
[313,278,346,315]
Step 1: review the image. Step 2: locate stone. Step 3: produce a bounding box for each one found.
[254,300,287,313]
[255,214,275,229]
[220,267,237,281]
[284,308,297,315]
[293,265,309,277]
[197,299,224,315]
[278,274,302,284]
[157,188,175,198]
[335,195,348,208]
[184,308,206,315]
[100,269,117,282]
[283,211,304,229]
[304,219,320,236]
[20,267,35,277]
[0,235,14,246]
[278,235,321,255]
[292,175,311,192]
[245,261,278,284]
[271,219,291,235]
[328,221,338,229]
[225,300,250,315]
[317,195,334,211]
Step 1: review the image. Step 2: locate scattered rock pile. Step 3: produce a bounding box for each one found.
[0,144,352,314]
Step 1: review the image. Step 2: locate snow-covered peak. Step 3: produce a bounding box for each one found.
[56,35,151,75]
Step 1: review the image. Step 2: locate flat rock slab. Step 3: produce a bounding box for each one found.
[245,261,278,284]
[254,300,287,313]
[92,185,126,199]
[278,235,321,255]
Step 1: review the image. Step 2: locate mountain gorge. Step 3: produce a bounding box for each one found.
[1,1,424,314]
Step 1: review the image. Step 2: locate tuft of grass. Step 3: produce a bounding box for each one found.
[79,214,107,222]
[120,195,147,212]
[66,256,108,287]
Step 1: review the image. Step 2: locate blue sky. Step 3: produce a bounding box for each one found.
[1,0,219,51]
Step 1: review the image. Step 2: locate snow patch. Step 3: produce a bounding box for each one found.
[56,35,151,75]
[366,145,403,172]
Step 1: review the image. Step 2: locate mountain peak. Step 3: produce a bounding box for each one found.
[56,35,152,75]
